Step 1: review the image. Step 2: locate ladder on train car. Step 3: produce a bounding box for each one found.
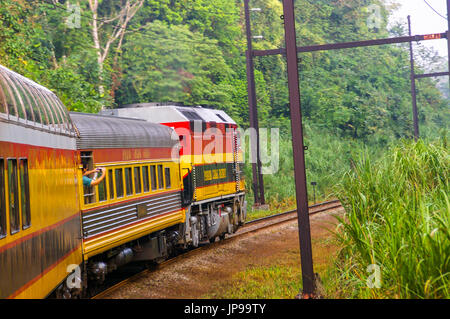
[233,129,240,193]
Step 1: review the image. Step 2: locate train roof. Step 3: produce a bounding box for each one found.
[70,112,179,150]
[0,64,75,136]
[100,103,236,125]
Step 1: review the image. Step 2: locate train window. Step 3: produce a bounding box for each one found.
[7,159,19,234]
[157,165,164,190]
[125,167,133,196]
[180,110,203,121]
[35,89,55,127]
[60,104,73,133]
[54,98,71,132]
[115,168,124,198]
[0,80,7,115]
[81,152,95,205]
[134,167,142,194]
[108,169,114,200]
[21,81,42,124]
[46,94,65,131]
[150,165,157,191]
[27,85,49,126]
[0,159,5,238]
[17,80,35,122]
[0,73,17,117]
[12,78,34,122]
[83,185,95,205]
[165,167,171,189]
[39,93,58,129]
[142,166,149,193]
[57,97,76,133]
[5,75,26,120]
[43,94,60,125]
[19,159,30,229]
[98,178,107,202]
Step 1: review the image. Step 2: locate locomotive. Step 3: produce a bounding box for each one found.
[0,64,246,298]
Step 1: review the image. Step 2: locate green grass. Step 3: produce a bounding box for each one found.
[240,124,448,298]
[202,236,341,299]
[245,198,296,222]
[205,264,303,299]
[330,138,449,298]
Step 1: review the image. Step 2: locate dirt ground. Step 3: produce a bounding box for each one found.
[103,208,344,299]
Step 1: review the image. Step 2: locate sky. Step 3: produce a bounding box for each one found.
[387,0,448,57]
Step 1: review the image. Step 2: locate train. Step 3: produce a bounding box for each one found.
[0,64,246,298]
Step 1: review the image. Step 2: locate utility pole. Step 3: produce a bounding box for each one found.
[447,0,450,90]
[407,0,450,141]
[282,0,316,298]
[244,0,265,206]
[244,0,449,299]
[408,16,420,141]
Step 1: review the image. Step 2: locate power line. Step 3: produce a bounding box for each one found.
[423,0,448,21]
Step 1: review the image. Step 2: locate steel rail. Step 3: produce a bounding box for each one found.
[246,199,341,225]
[91,199,343,299]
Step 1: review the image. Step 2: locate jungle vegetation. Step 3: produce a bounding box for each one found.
[1,0,448,299]
[0,0,448,203]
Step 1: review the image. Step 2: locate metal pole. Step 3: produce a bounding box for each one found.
[244,0,260,205]
[311,182,317,205]
[408,15,419,141]
[257,143,266,206]
[282,0,315,297]
[447,0,450,90]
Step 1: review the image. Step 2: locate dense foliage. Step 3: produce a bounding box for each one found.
[332,139,449,298]
[0,0,448,204]
[1,0,448,299]
[0,0,447,137]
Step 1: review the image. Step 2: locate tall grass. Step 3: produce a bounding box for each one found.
[332,139,449,298]
[244,123,385,209]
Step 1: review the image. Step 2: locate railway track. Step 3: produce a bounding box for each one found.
[91,199,343,299]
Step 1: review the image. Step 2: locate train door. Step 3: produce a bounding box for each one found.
[181,167,193,206]
[80,151,96,205]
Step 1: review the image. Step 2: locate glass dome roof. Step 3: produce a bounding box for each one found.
[0,64,75,136]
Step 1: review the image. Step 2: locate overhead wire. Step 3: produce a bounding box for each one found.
[423,0,448,21]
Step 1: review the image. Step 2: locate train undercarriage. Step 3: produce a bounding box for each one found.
[52,194,247,299]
